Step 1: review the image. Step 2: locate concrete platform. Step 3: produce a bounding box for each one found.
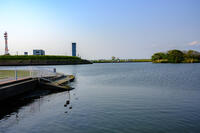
[0,78,38,101]
[0,75,75,102]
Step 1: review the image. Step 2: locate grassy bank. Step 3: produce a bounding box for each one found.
[92,59,152,63]
[0,55,92,66]
[0,55,80,60]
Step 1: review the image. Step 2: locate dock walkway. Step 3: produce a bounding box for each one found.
[0,67,75,101]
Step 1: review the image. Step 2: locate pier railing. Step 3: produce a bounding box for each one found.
[0,67,61,84]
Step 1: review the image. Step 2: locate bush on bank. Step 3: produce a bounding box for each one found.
[152,50,200,63]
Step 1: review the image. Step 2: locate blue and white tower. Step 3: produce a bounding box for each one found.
[72,42,76,56]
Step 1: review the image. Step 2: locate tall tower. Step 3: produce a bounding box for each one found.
[4,32,9,55]
[72,42,76,56]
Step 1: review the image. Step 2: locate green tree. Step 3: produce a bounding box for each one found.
[152,52,167,61]
[167,50,184,63]
[186,50,200,59]
[184,50,200,63]
[112,56,116,60]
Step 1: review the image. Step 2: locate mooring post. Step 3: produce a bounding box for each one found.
[53,68,56,73]
[53,68,56,76]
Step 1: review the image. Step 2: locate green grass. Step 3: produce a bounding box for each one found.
[92,59,152,63]
[121,59,152,62]
[0,55,80,60]
[0,70,30,79]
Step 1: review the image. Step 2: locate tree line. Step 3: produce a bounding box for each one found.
[152,49,200,63]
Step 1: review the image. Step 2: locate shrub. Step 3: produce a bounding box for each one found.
[152,52,167,62]
[167,50,184,63]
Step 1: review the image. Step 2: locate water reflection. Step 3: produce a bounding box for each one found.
[64,91,70,106]
[0,89,73,121]
[0,97,34,119]
[64,91,73,114]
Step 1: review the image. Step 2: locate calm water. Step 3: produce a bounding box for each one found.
[0,63,200,133]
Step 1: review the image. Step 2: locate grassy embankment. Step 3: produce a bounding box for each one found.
[0,55,80,60]
[0,55,92,65]
[92,59,152,63]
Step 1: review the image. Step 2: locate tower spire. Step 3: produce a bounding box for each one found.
[4,32,9,55]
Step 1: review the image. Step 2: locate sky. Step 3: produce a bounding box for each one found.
[0,0,199,59]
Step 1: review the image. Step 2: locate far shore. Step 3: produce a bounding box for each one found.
[0,55,92,66]
[91,59,152,63]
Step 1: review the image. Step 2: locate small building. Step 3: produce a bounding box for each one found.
[33,49,45,55]
[72,43,76,56]
[24,52,28,55]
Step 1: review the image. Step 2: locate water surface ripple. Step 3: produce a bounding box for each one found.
[0,63,200,133]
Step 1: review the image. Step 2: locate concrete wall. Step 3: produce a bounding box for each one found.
[0,79,38,101]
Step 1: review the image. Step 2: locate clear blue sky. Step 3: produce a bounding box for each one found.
[0,0,199,59]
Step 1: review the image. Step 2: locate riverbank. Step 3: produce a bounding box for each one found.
[0,55,92,66]
[92,59,152,63]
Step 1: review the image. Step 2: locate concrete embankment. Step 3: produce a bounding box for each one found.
[0,75,75,102]
[0,78,38,101]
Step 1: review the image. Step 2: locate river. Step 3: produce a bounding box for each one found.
[0,63,200,133]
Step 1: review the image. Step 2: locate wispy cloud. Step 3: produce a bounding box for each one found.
[188,41,200,46]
